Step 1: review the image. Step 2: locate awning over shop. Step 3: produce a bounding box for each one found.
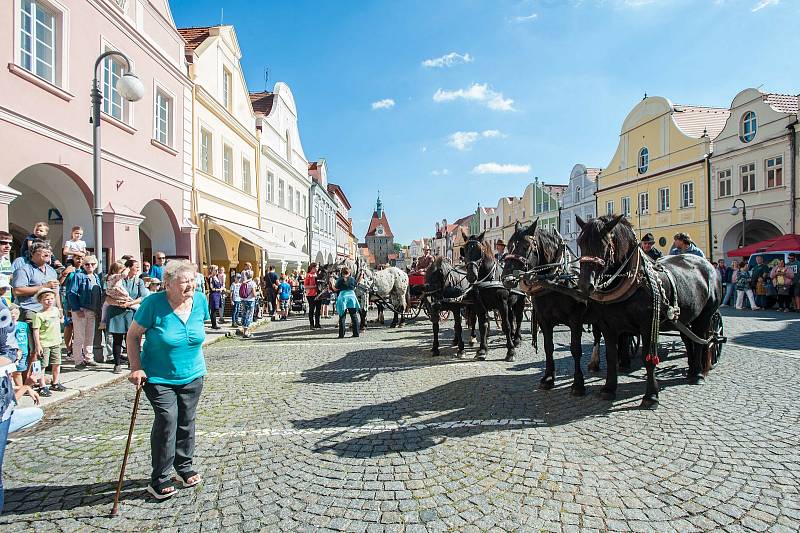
[726,234,800,257]
[205,216,307,263]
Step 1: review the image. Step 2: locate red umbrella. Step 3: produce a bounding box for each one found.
[727,234,800,257]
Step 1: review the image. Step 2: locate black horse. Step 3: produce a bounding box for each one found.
[502,220,630,395]
[425,257,477,357]
[575,214,722,408]
[462,231,525,361]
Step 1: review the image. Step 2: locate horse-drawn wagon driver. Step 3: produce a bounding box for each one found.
[670,232,706,259]
[415,247,434,272]
[640,233,663,261]
[494,240,507,266]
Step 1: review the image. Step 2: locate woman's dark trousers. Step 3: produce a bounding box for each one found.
[209,306,220,328]
[338,309,360,338]
[111,333,126,365]
[307,296,322,327]
[143,377,204,487]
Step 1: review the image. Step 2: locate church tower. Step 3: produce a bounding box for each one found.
[365,193,395,266]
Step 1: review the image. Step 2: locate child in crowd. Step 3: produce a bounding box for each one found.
[735,261,760,310]
[20,221,49,261]
[100,262,134,330]
[0,277,11,307]
[230,273,242,327]
[278,274,292,321]
[31,288,65,397]
[62,226,87,264]
[7,304,29,388]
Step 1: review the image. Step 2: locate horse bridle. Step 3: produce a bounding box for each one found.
[464,240,497,284]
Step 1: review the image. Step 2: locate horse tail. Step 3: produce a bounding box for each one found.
[530,311,539,352]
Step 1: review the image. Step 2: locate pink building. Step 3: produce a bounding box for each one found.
[0,0,195,265]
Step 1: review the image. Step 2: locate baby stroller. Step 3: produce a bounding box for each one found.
[291,285,307,315]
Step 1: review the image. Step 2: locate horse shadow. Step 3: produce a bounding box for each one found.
[0,479,151,518]
[292,371,687,458]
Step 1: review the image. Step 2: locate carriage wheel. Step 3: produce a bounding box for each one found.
[709,311,724,367]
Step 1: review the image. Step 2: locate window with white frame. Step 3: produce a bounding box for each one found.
[766,156,783,188]
[222,145,233,184]
[20,0,58,84]
[199,128,212,173]
[302,195,307,216]
[739,111,757,143]
[288,185,294,212]
[103,52,129,122]
[740,162,756,193]
[638,191,649,214]
[717,168,732,198]
[241,158,251,193]
[658,187,670,212]
[154,88,172,146]
[222,67,232,110]
[278,179,285,208]
[638,147,649,174]
[621,196,631,217]
[680,181,694,208]
[285,130,292,162]
[295,191,301,215]
[565,218,571,235]
[314,205,319,224]
[606,200,614,216]
[266,172,274,203]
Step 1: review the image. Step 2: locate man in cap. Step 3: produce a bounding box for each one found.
[415,246,434,272]
[640,233,662,261]
[494,240,507,265]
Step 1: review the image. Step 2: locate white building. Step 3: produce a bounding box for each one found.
[308,160,336,265]
[251,82,310,272]
[710,89,799,260]
[561,164,599,254]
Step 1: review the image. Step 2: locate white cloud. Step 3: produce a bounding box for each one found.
[511,12,538,22]
[421,146,427,153]
[751,0,778,11]
[430,169,450,176]
[371,98,395,110]
[471,163,530,175]
[422,52,473,68]
[447,130,505,151]
[433,83,515,112]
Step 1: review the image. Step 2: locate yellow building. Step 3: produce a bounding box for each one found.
[596,96,729,255]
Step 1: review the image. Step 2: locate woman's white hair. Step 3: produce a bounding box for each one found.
[162,260,197,284]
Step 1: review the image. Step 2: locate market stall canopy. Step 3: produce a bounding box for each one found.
[726,234,800,257]
[205,216,306,263]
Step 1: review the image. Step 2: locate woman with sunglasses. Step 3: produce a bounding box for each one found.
[66,255,104,371]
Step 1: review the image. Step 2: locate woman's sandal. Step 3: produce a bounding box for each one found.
[146,481,177,500]
[173,471,202,488]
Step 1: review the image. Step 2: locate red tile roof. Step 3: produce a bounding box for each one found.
[366,211,394,239]
[249,92,275,116]
[177,27,213,53]
[763,93,799,114]
[672,104,730,139]
[308,162,319,171]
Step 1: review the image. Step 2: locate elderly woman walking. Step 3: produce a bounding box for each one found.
[66,255,103,368]
[335,267,360,338]
[127,260,209,500]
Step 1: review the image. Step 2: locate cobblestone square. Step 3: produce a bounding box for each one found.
[1,309,798,532]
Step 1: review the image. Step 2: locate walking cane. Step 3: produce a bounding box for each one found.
[110,380,144,517]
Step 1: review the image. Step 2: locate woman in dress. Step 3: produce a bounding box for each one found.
[106,259,148,373]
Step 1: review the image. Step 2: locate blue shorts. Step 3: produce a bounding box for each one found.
[16,350,29,372]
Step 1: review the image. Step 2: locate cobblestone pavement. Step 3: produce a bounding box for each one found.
[1,309,798,532]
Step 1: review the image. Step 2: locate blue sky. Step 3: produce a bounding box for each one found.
[171,0,798,245]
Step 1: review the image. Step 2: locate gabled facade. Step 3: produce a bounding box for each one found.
[365,195,394,266]
[485,198,513,249]
[597,96,729,256]
[527,179,565,235]
[709,89,799,260]
[561,164,599,254]
[328,181,354,260]
[253,82,310,271]
[307,160,336,265]
[2,0,195,265]
[180,25,262,275]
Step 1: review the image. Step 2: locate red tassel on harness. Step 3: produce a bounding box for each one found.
[645,354,660,366]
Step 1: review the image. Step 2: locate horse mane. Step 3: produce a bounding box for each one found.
[609,217,636,264]
[535,229,562,264]
[481,240,493,258]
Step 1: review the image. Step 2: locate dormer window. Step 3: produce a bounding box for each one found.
[740,111,757,143]
[637,147,649,174]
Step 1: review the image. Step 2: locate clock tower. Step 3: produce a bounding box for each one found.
[364,194,395,267]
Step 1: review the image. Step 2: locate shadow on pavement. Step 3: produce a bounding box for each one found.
[0,479,151,517]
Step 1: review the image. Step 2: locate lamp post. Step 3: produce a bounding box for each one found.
[730,198,747,248]
[91,51,144,272]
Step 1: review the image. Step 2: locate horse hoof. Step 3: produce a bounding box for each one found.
[587,362,600,373]
[505,354,516,362]
[432,349,440,357]
[456,349,465,358]
[539,376,555,390]
[640,396,659,409]
[475,352,487,361]
[599,389,616,401]
[570,385,586,397]
[687,374,705,385]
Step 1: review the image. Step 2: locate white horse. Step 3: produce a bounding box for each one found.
[336,258,409,328]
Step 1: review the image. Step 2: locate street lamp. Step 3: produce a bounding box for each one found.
[91,51,144,272]
[729,198,747,248]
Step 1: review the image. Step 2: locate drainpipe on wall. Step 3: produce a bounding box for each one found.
[788,120,798,234]
[705,152,713,259]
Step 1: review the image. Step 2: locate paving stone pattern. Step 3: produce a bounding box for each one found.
[1,309,798,532]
